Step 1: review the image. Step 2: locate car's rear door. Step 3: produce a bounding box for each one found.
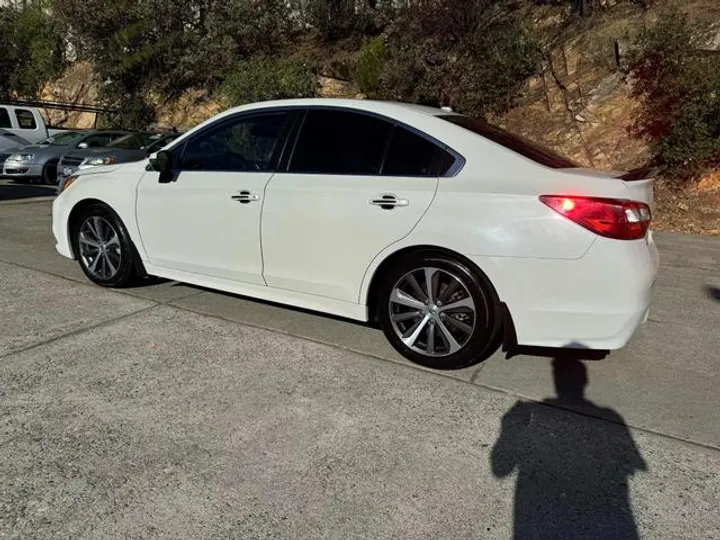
[136,110,294,285]
[261,108,449,303]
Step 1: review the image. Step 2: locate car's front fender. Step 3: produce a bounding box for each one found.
[53,163,148,261]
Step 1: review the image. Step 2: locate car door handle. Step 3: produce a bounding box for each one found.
[231,191,261,204]
[370,195,409,210]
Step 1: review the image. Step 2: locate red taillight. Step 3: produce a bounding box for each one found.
[540,195,651,240]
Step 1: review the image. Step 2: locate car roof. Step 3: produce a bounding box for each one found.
[163,99,453,153]
[221,98,447,118]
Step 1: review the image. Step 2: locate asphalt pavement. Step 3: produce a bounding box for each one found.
[1,197,719,539]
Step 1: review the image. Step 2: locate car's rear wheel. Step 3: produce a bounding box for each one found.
[377,253,501,370]
[72,205,138,288]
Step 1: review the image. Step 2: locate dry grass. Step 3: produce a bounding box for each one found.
[653,174,720,235]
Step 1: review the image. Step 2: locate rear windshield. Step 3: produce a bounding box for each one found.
[440,115,580,169]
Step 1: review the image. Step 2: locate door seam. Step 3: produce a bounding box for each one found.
[258,172,277,286]
[356,177,440,304]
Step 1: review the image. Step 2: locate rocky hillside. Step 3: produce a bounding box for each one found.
[39,0,720,233]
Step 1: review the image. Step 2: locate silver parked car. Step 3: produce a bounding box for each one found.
[57,131,181,191]
[0,130,129,185]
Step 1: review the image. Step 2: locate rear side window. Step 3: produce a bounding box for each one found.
[15,109,37,130]
[290,110,392,175]
[382,126,440,177]
[0,108,12,128]
[440,115,579,169]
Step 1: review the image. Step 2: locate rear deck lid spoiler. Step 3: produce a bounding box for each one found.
[617,166,662,181]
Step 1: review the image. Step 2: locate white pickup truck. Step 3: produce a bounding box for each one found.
[0,104,66,153]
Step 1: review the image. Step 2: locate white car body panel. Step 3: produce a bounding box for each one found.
[262,173,437,302]
[52,98,659,351]
[136,169,269,285]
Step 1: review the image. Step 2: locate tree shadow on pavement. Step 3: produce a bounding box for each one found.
[0,181,56,201]
[491,358,647,540]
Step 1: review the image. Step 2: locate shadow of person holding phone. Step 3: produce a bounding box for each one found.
[491,358,647,540]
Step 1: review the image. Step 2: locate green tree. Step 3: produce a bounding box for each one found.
[628,8,720,180]
[378,0,539,116]
[221,57,319,106]
[52,0,296,128]
[0,2,64,100]
[356,36,387,97]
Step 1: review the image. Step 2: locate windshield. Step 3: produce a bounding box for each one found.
[146,133,180,153]
[109,132,165,150]
[440,115,580,169]
[37,131,88,147]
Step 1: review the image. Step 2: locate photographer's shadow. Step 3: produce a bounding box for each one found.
[492,358,647,540]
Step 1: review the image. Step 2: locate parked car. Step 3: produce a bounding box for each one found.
[1,130,130,185]
[56,131,180,191]
[52,99,658,370]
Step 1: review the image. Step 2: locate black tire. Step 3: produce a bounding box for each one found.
[72,204,139,288]
[42,161,58,185]
[377,252,501,370]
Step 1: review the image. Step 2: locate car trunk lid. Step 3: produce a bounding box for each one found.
[557,166,657,209]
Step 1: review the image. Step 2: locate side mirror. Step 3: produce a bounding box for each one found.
[77,142,89,149]
[150,150,174,184]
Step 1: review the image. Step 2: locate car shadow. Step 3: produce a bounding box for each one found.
[129,275,170,288]
[491,358,647,540]
[508,345,609,361]
[171,283,612,364]
[705,285,720,302]
[175,283,373,326]
[0,181,56,201]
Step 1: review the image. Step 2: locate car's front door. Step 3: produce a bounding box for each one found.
[262,108,451,303]
[136,110,293,285]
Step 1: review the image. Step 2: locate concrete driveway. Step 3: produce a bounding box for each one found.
[1,199,719,539]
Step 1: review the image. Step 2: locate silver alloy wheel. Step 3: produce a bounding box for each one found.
[389,267,477,357]
[78,216,122,280]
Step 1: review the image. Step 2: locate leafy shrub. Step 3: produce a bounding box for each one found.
[222,57,319,106]
[628,8,720,180]
[377,0,540,116]
[356,37,387,97]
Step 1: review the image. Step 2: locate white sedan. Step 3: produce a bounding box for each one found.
[52,99,658,369]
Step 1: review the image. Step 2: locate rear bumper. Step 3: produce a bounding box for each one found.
[476,233,659,350]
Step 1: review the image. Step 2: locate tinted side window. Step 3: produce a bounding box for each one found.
[182,112,289,172]
[440,114,579,169]
[289,110,392,175]
[0,108,10,128]
[15,110,37,130]
[382,126,440,177]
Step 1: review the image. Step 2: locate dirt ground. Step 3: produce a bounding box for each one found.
[654,173,720,236]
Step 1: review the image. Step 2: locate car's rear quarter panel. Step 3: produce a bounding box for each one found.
[362,115,656,348]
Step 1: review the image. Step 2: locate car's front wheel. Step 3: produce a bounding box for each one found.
[42,161,58,185]
[73,205,138,288]
[377,252,501,370]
